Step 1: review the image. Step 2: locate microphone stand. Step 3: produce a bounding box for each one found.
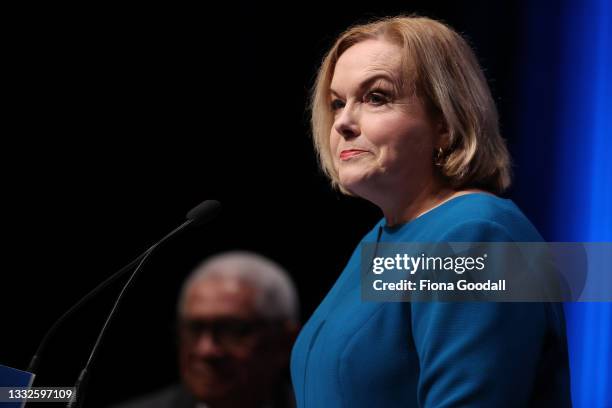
[66,220,190,407]
[27,254,145,374]
[24,200,220,407]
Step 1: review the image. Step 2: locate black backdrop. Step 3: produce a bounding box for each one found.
[3,2,525,406]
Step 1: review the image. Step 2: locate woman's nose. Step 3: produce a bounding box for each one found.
[334,104,360,140]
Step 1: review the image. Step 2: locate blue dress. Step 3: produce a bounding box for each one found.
[290,193,571,407]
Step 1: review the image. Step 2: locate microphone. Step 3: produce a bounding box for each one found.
[26,200,221,398]
[186,199,222,227]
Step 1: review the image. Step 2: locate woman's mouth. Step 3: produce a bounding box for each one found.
[340,149,368,160]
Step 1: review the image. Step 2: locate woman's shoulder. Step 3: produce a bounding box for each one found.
[433,193,543,242]
[390,193,544,242]
[442,192,520,222]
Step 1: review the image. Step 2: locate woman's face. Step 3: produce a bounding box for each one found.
[329,39,442,201]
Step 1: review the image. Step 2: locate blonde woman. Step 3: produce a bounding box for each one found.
[290,16,571,407]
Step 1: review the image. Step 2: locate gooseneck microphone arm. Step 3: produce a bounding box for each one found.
[66,219,193,408]
[25,200,221,406]
[27,253,146,374]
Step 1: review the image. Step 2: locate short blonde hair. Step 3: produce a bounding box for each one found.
[311,15,511,194]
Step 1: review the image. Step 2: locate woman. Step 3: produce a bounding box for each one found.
[290,16,571,407]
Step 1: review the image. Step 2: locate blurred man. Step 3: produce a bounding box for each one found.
[112,251,299,408]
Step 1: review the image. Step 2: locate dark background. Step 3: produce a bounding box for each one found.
[3,2,540,406]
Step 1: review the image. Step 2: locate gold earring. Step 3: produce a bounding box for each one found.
[434,147,445,166]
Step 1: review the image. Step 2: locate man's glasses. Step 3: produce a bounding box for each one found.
[179,318,274,349]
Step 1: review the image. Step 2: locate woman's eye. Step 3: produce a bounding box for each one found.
[331,99,345,111]
[365,91,389,106]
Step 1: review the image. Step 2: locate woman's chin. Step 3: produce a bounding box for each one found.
[339,174,362,191]
[339,173,376,198]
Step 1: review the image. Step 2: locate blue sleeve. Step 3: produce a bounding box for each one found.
[411,220,548,407]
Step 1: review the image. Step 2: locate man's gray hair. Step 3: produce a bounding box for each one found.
[178,251,299,323]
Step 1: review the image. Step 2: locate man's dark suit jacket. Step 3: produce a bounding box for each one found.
[109,383,296,408]
[109,385,196,408]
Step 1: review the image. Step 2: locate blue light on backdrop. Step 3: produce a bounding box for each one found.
[519,0,611,406]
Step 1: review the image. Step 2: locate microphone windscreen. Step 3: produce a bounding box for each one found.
[186,200,221,226]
